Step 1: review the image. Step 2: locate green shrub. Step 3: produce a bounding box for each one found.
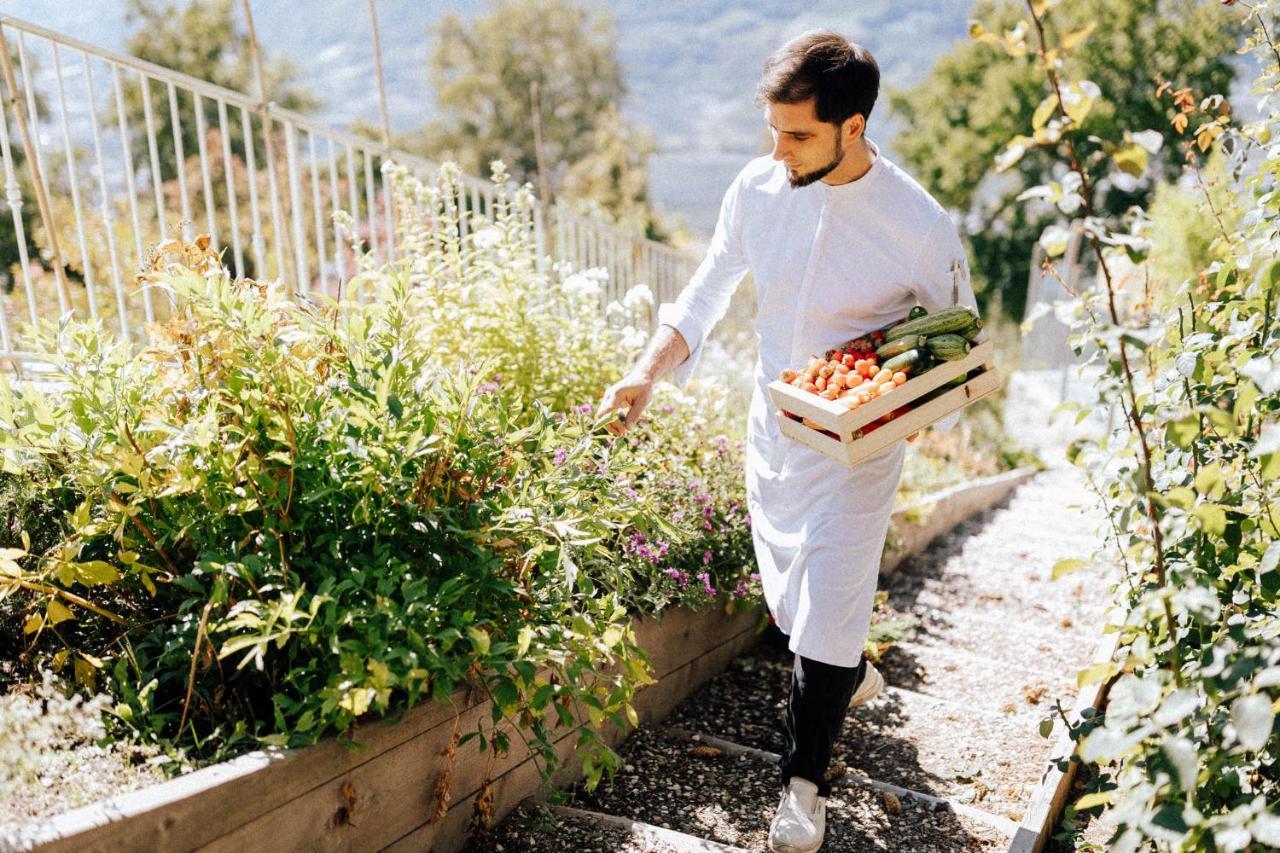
[0,164,758,793]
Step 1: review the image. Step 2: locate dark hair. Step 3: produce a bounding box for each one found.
[755,31,880,127]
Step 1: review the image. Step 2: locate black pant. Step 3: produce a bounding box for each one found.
[771,627,865,798]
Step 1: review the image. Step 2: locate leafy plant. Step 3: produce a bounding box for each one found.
[0,163,758,799]
[984,1,1280,849]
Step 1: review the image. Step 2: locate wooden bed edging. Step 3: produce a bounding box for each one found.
[882,466,1040,574]
[19,603,764,853]
[1007,619,1124,853]
[13,469,1038,852]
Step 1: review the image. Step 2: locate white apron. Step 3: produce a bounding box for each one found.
[658,143,977,667]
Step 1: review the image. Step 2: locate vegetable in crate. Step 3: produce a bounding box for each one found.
[883,306,979,341]
[924,334,970,361]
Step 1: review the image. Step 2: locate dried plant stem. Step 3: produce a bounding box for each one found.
[1025,0,1179,679]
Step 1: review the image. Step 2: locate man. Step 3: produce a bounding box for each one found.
[597,30,977,852]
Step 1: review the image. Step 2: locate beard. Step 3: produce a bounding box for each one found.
[787,135,845,188]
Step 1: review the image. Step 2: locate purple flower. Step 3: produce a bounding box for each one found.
[477,381,499,394]
[749,573,761,581]
[702,549,713,565]
[696,571,716,597]
[660,405,674,414]
[703,521,714,532]
[687,480,703,492]
[663,568,688,589]
[703,506,714,518]
[553,448,567,465]
[576,403,594,414]
[657,541,669,557]
[672,510,685,522]
[733,579,749,598]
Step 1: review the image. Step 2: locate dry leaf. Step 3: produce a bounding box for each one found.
[690,745,722,758]
[883,792,903,814]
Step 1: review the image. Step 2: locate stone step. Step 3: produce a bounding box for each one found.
[662,727,1018,838]
[569,727,1013,852]
[553,805,751,852]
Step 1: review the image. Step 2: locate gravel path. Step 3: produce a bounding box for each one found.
[473,467,1114,851]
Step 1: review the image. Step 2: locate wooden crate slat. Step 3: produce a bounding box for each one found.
[776,367,1000,466]
[767,340,995,434]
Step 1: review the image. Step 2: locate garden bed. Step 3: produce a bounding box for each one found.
[8,468,1039,853]
[12,602,761,853]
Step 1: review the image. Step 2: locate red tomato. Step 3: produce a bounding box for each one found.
[841,353,856,367]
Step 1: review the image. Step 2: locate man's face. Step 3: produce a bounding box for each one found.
[765,99,849,188]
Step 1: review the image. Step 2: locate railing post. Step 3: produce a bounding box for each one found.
[82,52,129,339]
[1,25,71,316]
[0,63,35,333]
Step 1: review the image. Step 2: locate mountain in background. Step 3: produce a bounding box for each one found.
[2,0,974,232]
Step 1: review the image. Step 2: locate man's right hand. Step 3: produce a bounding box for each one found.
[596,372,655,437]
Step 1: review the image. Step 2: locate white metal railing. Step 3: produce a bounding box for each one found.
[0,14,698,364]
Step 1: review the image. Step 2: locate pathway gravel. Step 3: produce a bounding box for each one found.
[471,467,1114,851]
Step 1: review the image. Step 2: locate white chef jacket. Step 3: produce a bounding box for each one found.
[657,141,978,668]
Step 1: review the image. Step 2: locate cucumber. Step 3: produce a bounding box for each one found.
[884,307,979,342]
[874,335,926,360]
[882,348,929,375]
[960,321,983,342]
[908,305,928,320]
[925,333,971,361]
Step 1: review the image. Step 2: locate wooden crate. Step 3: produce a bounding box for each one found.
[767,340,999,467]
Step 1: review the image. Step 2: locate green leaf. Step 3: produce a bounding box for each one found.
[47,600,76,625]
[1073,791,1112,810]
[517,624,535,658]
[1032,94,1058,131]
[1163,736,1198,790]
[467,626,491,656]
[1165,417,1200,448]
[1112,143,1149,177]
[74,560,121,587]
[1193,503,1228,536]
[1165,487,1196,510]
[1194,464,1224,499]
[1061,81,1100,125]
[387,395,404,419]
[1039,718,1055,738]
[1052,558,1087,579]
[1231,694,1274,750]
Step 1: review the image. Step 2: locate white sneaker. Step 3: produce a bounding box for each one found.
[768,777,826,853]
[848,661,884,708]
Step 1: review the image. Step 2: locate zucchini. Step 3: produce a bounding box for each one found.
[925,333,971,361]
[882,348,929,374]
[884,307,979,342]
[874,335,926,359]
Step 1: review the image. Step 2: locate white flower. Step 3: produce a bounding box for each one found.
[472,227,502,250]
[561,272,603,300]
[619,325,647,350]
[605,300,626,320]
[623,284,654,309]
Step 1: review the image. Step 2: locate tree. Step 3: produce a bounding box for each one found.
[422,0,671,239]
[559,104,672,242]
[889,0,1237,320]
[121,0,317,182]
